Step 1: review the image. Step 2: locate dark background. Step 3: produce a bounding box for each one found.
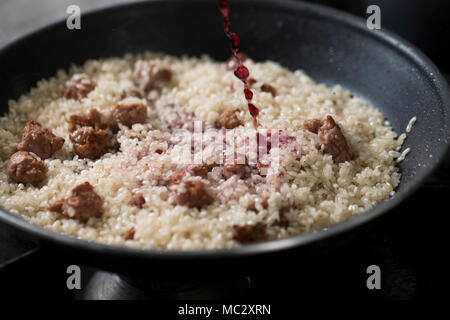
[1,0,449,300]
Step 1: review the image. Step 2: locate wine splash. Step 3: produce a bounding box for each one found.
[218,0,259,128]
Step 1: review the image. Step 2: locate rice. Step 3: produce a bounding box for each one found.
[0,52,406,249]
[406,116,416,133]
[396,147,411,163]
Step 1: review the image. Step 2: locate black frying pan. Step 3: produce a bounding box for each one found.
[0,0,449,276]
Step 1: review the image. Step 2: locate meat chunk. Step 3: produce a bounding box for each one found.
[123,227,136,240]
[133,59,172,91]
[260,195,269,209]
[170,165,209,185]
[247,78,257,86]
[49,182,103,222]
[218,107,241,129]
[110,97,147,130]
[133,196,146,209]
[260,83,277,97]
[69,109,103,133]
[70,126,109,159]
[318,116,353,163]
[222,164,247,179]
[173,180,214,208]
[6,151,46,185]
[189,165,210,177]
[304,116,353,163]
[17,120,64,159]
[63,73,96,100]
[272,207,289,228]
[232,223,267,243]
[226,52,248,70]
[303,118,321,134]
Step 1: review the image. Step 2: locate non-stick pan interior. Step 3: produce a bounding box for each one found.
[0,0,449,272]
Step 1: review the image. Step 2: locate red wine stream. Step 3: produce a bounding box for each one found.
[218,0,259,128]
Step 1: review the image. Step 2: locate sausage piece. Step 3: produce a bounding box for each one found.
[63,73,96,100]
[232,223,267,243]
[49,182,103,222]
[303,118,322,134]
[70,126,109,159]
[123,227,136,240]
[69,109,103,133]
[247,78,257,86]
[17,120,64,159]
[222,164,247,179]
[318,116,353,163]
[218,107,241,129]
[133,196,146,209]
[110,97,147,130]
[133,59,172,92]
[272,207,290,228]
[260,83,277,97]
[7,151,46,185]
[304,116,353,163]
[173,180,214,208]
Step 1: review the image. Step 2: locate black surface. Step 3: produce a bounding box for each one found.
[364,0,450,73]
[0,0,450,298]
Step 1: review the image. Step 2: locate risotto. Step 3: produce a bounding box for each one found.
[0,52,408,249]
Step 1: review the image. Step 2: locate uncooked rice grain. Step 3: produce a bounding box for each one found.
[406,116,417,133]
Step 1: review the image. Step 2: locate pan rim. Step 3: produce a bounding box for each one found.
[0,0,449,260]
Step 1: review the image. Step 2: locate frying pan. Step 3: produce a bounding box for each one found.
[0,0,449,277]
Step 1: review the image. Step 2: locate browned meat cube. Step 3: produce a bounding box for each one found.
[318,116,353,163]
[173,180,214,208]
[133,196,146,209]
[123,227,136,240]
[303,118,322,134]
[232,223,267,243]
[17,120,64,159]
[304,116,353,163]
[63,73,96,100]
[110,97,147,130]
[70,127,109,160]
[260,83,277,97]
[133,59,172,91]
[247,78,257,86]
[69,109,104,133]
[218,107,241,129]
[272,206,290,228]
[188,165,210,178]
[49,182,102,222]
[6,151,46,185]
[222,164,247,179]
